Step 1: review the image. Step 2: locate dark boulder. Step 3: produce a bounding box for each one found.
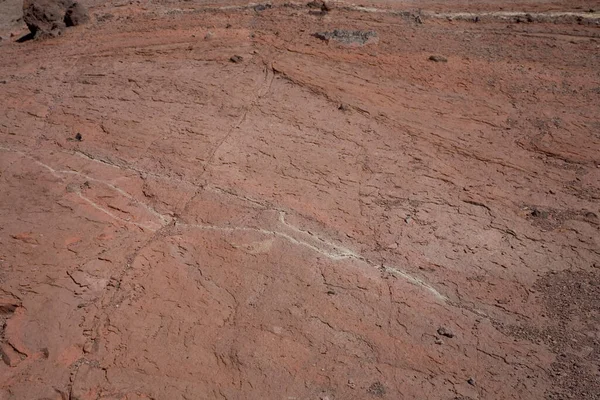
[22,0,88,38]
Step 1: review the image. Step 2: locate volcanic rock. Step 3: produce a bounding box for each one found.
[22,0,88,38]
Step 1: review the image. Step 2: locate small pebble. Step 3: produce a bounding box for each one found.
[230,55,243,63]
[429,55,448,63]
[254,4,272,12]
[83,341,93,353]
[437,327,454,338]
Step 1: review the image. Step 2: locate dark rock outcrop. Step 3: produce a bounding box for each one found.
[64,2,89,27]
[22,0,88,38]
[313,29,378,45]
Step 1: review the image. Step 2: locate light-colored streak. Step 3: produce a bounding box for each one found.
[0,146,169,228]
[76,192,160,231]
[161,2,600,22]
[1,145,446,300]
[178,216,447,300]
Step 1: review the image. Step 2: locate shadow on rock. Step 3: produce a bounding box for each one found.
[22,0,89,39]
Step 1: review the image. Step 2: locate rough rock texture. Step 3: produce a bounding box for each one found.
[22,0,88,37]
[64,2,89,27]
[313,29,378,45]
[22,0,72,36]
[0,0,599,399]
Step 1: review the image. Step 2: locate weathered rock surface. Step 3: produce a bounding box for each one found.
[64,2,89,27]
[0,0,599,399]
[314,29,378,45]
[22,0,87,38]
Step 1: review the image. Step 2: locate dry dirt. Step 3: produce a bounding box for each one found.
[1,0,600,399]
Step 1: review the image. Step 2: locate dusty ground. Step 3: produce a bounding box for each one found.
[1,0,599,399]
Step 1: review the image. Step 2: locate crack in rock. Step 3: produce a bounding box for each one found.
[0,146,446,301]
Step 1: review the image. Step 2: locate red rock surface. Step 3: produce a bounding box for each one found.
[0,1,599,399]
